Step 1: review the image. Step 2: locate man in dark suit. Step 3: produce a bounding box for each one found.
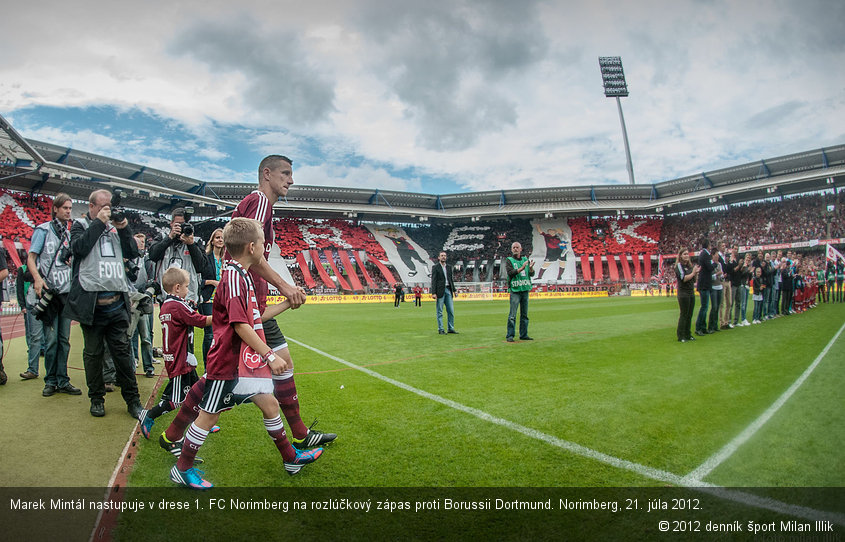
[695,238,716,335]
[431,251,458,334]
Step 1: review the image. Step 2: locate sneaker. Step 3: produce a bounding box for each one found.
[741,320,750,326]
[284,447,323,476]
[728,323,735,329]
[170,466,213,489]
[506,337,515,342]
[57,383,82,395]
[159,433,204,464]
[20,371,38,380]
[520,336,534,340]
[210,425,221,434]
[90,402,105,417]
[105,383,115,393]
[42,385,57,397]
[138,409,155,439]
[291,420,337,450]
[145,370,155,378]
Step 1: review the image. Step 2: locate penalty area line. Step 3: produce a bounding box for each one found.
[288,337,845,527]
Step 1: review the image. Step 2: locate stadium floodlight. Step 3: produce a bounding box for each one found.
[599,56,635,185]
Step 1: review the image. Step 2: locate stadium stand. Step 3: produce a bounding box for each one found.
[1,187,843,288]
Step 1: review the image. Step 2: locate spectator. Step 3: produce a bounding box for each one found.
[200,227,224,364]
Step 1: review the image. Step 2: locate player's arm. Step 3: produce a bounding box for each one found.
[250,258,307,308]
[262,299,291,322]
[233,323,290,374]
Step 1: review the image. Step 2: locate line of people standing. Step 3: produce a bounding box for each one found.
[677,238,833,342]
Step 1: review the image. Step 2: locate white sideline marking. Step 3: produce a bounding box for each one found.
[289,337,845,526]
[684,319,845,484]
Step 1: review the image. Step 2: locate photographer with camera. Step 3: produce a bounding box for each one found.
[26,193,81,396]
[148,207,206,306]
[128,232,157,378]
[66,189,142,418]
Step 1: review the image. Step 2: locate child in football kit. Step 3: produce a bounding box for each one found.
[167,218,322,489]
[137,268,212,439]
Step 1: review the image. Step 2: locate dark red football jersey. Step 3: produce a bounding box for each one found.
[229,190,274,312]
[159,295,209,377]
[205,260,257,380]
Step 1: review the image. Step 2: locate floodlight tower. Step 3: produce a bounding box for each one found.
[598,56,635,185]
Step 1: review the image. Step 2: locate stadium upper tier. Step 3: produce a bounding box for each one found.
[2,112,845,222]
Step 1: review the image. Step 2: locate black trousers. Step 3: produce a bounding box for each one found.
[81,303,140,405]
[677,295,695,340]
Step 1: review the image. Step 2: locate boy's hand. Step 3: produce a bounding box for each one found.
[268,355,290,375]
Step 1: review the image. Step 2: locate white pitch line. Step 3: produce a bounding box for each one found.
[684,319,845,484]
[287,337,691,486]
[289,337,845,526]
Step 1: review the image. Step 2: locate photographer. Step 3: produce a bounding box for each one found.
[66,189,142,418]
[148,208,206,306]
[26,193,81,396]
[128,233,156,378]
[16,263,43,382]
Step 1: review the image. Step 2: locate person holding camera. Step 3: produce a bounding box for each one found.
[66,189,142,418]
[148,208,206,307]
[26,193,81,396]
[128,232,157,378]
[16,263,44,381]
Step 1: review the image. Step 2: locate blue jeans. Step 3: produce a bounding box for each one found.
[42,299,71,387]
[753,299,764,321]
[436,289,455,332]
[507,290,530,339]
[695,289,710,333]
[732,285,748,324]
[708,288,722,331]
[764,287,774,318]
[24,305,44,376]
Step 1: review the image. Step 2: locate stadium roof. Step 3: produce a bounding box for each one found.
[2,111,844,222]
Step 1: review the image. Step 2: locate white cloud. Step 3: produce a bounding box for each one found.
[1,0,843,193]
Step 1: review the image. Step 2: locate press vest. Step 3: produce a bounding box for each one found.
[157,242,199,303]
[34,220,72,295]
[74,217,129,293]
[507,256,532,292]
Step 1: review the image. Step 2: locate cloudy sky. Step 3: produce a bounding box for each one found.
[1,0,843,194]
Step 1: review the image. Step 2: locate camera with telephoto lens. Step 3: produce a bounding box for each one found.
[33,287,59,322]
[179,206,194,237]
[138,280,162,315]
[110,189,126,223]
[125,261,140,283]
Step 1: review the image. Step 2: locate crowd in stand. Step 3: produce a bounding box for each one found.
[2,190,844,291]
[660,194,844,254]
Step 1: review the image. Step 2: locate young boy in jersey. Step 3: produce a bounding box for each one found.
[168,218,322,489]
[137,268,212,439]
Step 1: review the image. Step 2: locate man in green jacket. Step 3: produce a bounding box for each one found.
[505,242,534,342]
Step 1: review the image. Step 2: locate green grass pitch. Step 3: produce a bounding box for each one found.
[127,296,845,489]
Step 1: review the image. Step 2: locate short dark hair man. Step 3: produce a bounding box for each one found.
[505,242,534,342]
[26,193,81,396]
[431,251,457,334]
[148,207,206,305]
[66,189,142,418]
